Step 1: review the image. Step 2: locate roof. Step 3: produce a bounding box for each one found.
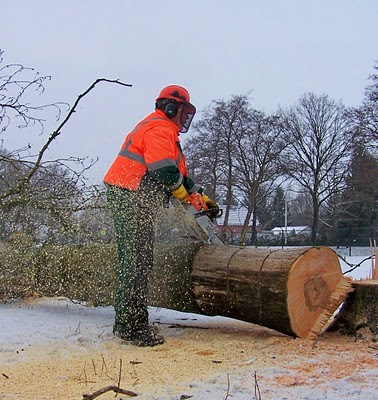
[217,206,252,226]
[271,226,311,234]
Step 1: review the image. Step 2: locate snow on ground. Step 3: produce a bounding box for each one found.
[1,297,378,400]
[0,247,377,399]
[1,247,371,348]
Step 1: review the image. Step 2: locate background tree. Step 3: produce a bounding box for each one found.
[233,112,285,244]
[279,92,356,243]
[338,143,378,244]
[185,94,253,238]
[261,186,286,230]
[316,191,344,244]
[0,145,92,241]
[351,62,378,148]
[289,191,313,226]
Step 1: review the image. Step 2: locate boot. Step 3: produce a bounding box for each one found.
[117,326,165,347]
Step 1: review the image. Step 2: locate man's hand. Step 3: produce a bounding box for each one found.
[172,185,189,203]
[202,195,220,217]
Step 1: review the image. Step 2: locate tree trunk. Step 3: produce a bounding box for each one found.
[334,280,378,338]
[239,205,253,245]
[311,197,320,244]
[149,243,353,339]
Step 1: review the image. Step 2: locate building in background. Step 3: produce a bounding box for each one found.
[215,205,260,244]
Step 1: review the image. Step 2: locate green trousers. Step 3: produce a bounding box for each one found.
[106,184,165,336]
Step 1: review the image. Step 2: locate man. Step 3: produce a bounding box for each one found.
[103,85,218,346]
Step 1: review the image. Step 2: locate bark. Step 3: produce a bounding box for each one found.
[334,280,378,338]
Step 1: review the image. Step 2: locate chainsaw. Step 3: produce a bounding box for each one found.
[185,193,224,245]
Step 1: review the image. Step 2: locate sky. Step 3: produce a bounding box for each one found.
[1,0,378,184]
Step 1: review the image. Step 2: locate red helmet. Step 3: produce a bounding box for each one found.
[156,85,191,104]
[156,85,196,133]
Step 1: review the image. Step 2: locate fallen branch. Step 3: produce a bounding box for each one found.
[82,385,137,399]
[339,254,372,275]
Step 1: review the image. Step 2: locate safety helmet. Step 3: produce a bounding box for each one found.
[156,85,191,104]
[156,85,196,133]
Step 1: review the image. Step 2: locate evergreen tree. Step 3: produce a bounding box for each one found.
[341,143,378,243]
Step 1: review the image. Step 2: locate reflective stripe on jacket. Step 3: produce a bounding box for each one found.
[103,110,190,191]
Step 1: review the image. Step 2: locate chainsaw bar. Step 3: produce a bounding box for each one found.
[186,205,224,245]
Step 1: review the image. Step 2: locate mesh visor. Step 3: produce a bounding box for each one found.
[180,102,196,133]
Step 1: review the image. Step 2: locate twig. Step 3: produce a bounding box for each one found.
[75,321,81,333]
[339,254,373,275]
[83,361,88,385]
[117,359,123,397]
[76,362,96,384]
[100,353,107,376]
[224,373,231,400]
[82,385,137,399]
[130,360,140,385]
[105,373,118,385]
[254,371,262,400]
[92,359,97,376]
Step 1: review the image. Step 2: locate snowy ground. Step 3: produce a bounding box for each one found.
[0,247,377,399]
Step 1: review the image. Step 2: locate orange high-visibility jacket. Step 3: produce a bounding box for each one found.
[104,110,196,192]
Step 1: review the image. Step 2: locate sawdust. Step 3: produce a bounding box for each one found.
[1,300,378,399]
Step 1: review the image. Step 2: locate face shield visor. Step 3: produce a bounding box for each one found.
[180,102,196,133]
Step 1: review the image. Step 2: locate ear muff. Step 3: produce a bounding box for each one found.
[164,102,178,118]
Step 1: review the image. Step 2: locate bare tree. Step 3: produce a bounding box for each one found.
[279,92,356,243]
[233,113,286,244]
[185,94,254,238]
[260,186,286,230]
[185,94,286,244]
[0,50,132,241]
[289,191,313,226]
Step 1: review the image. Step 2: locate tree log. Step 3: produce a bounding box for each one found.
[190,245,353,338]
[149,243,353,339]
[334,280,378,338]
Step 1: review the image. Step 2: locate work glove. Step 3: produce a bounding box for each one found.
[172,185,207,212]
[202,195,221,218]
[172,185,189,203]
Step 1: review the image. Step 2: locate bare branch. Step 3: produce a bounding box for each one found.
[340,254,373,275]
[0,78,132,203]
[0,58,66,133]
[82,385,138,399]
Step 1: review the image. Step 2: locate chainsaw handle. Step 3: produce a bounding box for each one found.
[194,207,223,219]
[187,193,208,212]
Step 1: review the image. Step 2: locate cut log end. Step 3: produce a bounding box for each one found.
[287,247,354,339]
